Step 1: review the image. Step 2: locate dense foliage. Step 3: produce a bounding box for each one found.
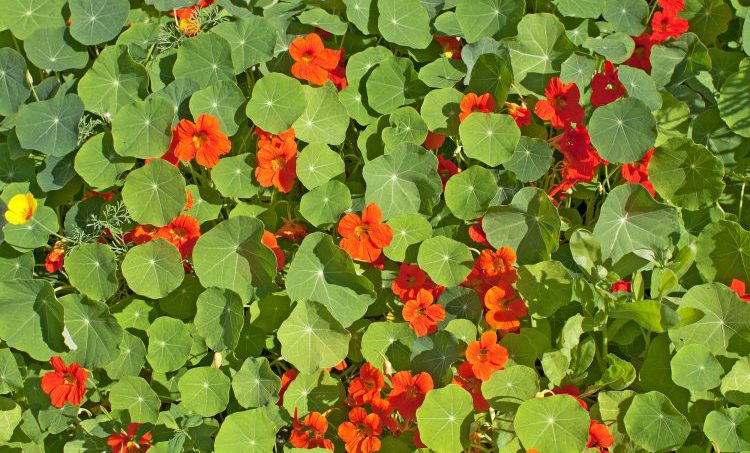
[1,0,750,452]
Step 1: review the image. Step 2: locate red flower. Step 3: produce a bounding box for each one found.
[506,102,531,127]
[437,155,459,189]
[126,225,159,245]
[465,331,509,381]
[402,289,446,337]
[548,124,606,200]
[423,131,446,150]
[83,190,114,201]
[290,410,334,450]
[183,189,193,211]
[621,147,655,196]
[625,33,654,72]
[657,0,686,13]
[45,241,65,273]
[348,363,385,405]
[459,93,496,122]
[370,397,398,433]
[278,369,299,406]
[174,114,231,168]
[434,36,462,60]
[611,280,632,293]
[338,407,383,453]
[107,423,152,453]
[534,77,584,128]
[41,356,87,408]
[730,279,750,302]
[255,131,298,193]
[452,362,490,412]
[276,218,307,241]
[388,371,433,420]
[262,230,285,271]
[587,420,615,453]
[468,218,490,247]
[289,33,341,86]
[552,385,588,410]
[651,9,689,43]
[391,263,437,301]
[328,49,348,90]
[338,203,393,263]
[591,61,626,107]
[157,214,201,259]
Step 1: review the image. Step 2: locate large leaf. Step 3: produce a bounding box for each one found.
[0,48,30,116]
[121,239,184,299]
[3,0,65,40]
[77,45,148,116]
[704,407,750,452]
[15,94,83,157]
[64,243,118,301]
[670,343,723,391]
[177,366,231,417]
[122,160,187,227]
[24,26,88,71]
[444,165,497,220]
[459,113,520,167]
[623,391,690,452]
[68,0,129,45]
[415,385,474,453]
[514,395,590,453]
[214,409,277,453]
[231,357,280,409]
[455,0,525,43]
[111,96,175,159]
[417,236,474,287]
[245,73,306,134]
[194,288,245,351]
[109,376,160,423]
[173,33,234,86]
[62,294,122,368]
[212,15,276,73]
[588,97,657,163]
[377,0,432,49]
[293,83,349,145]
[146,316,191,373]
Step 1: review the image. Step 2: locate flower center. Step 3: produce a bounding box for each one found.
[553,96,568,110]
[192,132,206,149]
[353,224,369,239]
[405,385,419,400]
[63,373,77,386]
[271,157,286,171]
[302,51,315,63]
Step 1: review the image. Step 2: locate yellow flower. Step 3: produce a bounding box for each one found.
[4,193,37,225]
[179,17,200,36]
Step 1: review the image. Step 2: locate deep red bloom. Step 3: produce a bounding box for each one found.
[328,49,348,90]
[289,33,340,86]
[534,77,584,128]
[388,371,433,420]
[423,131,446,150]
[391,263,437,302]
[434,36,462,60]
[107,423,152,453]
[651,9,689,43]
[337,407,383,453]
[625,33,654,72]
[348,363,385,405]
[459,93,496,122]
[548,124,606,200]
[41,356,87,408]
[157,214,201,259]
[452,362,490,412]
[730,279,750,302]
[591,62,626,107]
[621,147,655,196]
[468,218,490,247]
[276,218,307,241]
[402,289,446,337]
[45,242,65,273]
[658,0,685,13]
[278,369,299,406]
[290,410,334,450]
[174,114,231,168]
[262,230,285,271]
[611,280,632,293]
[552,385,588,410]
[465,331,509,381]
[255,132,298,193]
[83,190,114,201]
[587,420,615,452]
[437,155,459,188]
[338,203,393,263]
[506,102,531,127]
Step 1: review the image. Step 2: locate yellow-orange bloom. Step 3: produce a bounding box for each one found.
[5,193,37,225]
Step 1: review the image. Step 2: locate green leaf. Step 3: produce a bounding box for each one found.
[2,206,59,250]
[104,331,146,380]
[189,81,244,135]
[421,87,463,135]
[483,187,561,264]
[68,0,129,45]
[602,0,648,35]
[286,233,375,327]
[24,26,88,71]
[418,58,467,89]
[704,407,750,452]
[481,365,539,410]
[109,376,160,423]
[293,83,349,145]
[277,300,351,374]
[670,343,723,391]
[211,154,258,199]
[360,321,417,370]
[597,353,637,390]
[363,144,442,219]
[444,165,497,220]
[174,33,234,86]
[77,45,148,116]
[2,0,65,40]
[592,184,679,263]
[382,107,428,150]
[0,397,22,443]
[214,408,278,453]
[64,243,118,301]
[415,385,474,453]
[121,239,184,299]
[696,220,750,285]
[721,357,750,405]
[583,33,635,64]
[651,33,711,87]
[516,261,572,318]
[366,57,414,114]
[560,54,596,91]
[459,113,520,167]
[505,137,554,183]
[618,65,662,111]
[455,0,525,43]
[0,280,65,360]
[212,15,276,73]
[411,330,461,382]
[146,316,191,373]
[589,97,657,163]
[282,370,344,417]
[112,96,175,159]
[649,137,725,210]
[16,94,83,157]
[719,62,750,138]
[299,8,348,35]
[62,294,122,368]
[514,395,590,452]
[681,0,732,44]
[122,160,187,227]
[194,288,244,351]
[344,0,377,34]
[0,349,23,394]
[383,213,433,262]
[0,48,30,116]
[232,357,281,409]
[377,0,432,49]
[610,299,678,333]
[178,366,231,417]
[417,236,473,287]
[467,54,512,104]
[74,133,135,190]
[245,73,306,134]
[192,216,276,301]
[623,391,690,452]
[300,180,352,226]
[297,144,345,190]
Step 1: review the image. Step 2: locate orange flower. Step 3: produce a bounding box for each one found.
[338,203,393,263]
[337,407,383,453]
[506,102,531,127]
[370,396,398,433]
[478,247,516,279]
[731,279,750,302]
[485,302,527,331]
[465,331,509,381]
[387,371,433,420]
[391,263,438,302]
[587,420,615,453]
[534,77,584,129]
[402,289,446,337]
[183,189,193,210]
[289,33,341,86]
[290,410,334,450]
[261,230,285,271]
[157,214,201,259]
[468,217,490,247]
[276,218,307,241]
[126,225,159,245]
[41,356,87,408]
[459,93,496,122]
[106,423,152,453]
[179,16,200,36]
[173,114,231,168]
[278,369,299,406]
[255,133,297,193]
[452,362,489,412]
[45,241,65,273]
[348,363,384,405]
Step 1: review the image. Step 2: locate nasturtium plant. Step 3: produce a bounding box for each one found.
[0,0,747,451]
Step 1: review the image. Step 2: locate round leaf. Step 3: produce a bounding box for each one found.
[64,243,118,301]
[24,26,88,71]
[122,160,187,227]
[195,288,245,351]
[121,239,184,299]
[504,137,554,182]
[417,236,473,287]
[62,294,122,368]
[231,357,281,409]
[459,113,520,167]
[173,33,234,86]
[109,376,160,423]
[111,96,175,159]
[415,384,474,453]
[514,395,590,453]
[178,366,230,417]
[16,94,83,157]
[68,0,129,45]
[245,73,306,134]
[444,165,497,220]
[146,316,191,373]
[670,343,723,391]
[623,391,690,452]
[214,409,277,453]
[589,97,657,163]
